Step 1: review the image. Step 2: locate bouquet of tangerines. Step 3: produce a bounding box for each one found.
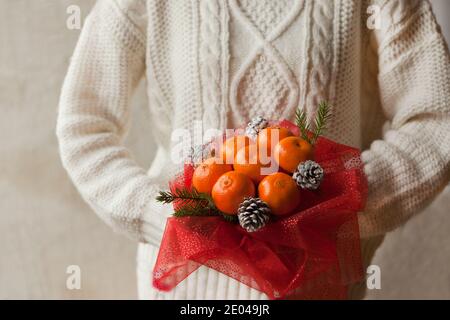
[153,102,368,299]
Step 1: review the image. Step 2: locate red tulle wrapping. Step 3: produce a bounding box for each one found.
[153,120,367,299]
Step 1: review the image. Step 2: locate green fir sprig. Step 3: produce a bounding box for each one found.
[172,205,217,218]
[295,108,311,144]
[156,188,216,217]
[156,188,237,222]
[312,101,332,144]
[295,101,332,146]
[156,188,212,204]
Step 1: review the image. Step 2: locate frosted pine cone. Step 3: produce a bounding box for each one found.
[293,160,324,190]
[237,197,271,232]
[245,116,268,139]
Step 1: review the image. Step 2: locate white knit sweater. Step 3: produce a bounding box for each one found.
[57,0,450,299]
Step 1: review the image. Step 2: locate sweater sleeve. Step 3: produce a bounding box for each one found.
[359,0,450,238]
[56,0,165,245]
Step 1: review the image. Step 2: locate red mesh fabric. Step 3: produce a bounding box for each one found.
[152,120,367,299]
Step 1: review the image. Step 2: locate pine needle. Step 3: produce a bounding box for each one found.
[156,188,212,204]
[172,205,217,217]
[156,188,227,218]
[312,101,332,144]
[295,101,332,146]
[295,108,312,145]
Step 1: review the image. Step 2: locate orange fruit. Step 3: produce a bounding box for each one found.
[192,157,233,194]
[257,127,293,156]
[258,172,301,216]
[219,135,252,165]
[212,171,256,215]
[233,145,274,183]
[273,136,313,173]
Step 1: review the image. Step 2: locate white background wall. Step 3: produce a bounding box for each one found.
[0,0,140,299]
[0,0,449,299]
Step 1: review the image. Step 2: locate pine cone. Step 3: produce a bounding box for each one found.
[293,160,324,190]
[238,197,271,232]
[245,116,268,139]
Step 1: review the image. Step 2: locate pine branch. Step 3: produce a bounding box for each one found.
[312,101,332,145]
[156,188,212,205]
[295,108,312,145]
[157,188,225,218]
[173,204,217,217]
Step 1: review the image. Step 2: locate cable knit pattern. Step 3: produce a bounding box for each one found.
[303,0,335,124]
[236,53,291,120]
[57,0,450,299]
[238,0,295,37]
[326,0,362,146]
[199,0,224,130]
[228,0,303,125]
[145,1,175,138]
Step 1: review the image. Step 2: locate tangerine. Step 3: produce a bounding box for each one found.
[257,127,293,156]
[192,157,233,194]
[273,136,313,173]
[258,172,301,216]
[233,145,274,183]
[219,135,252,165]
[212,171,256,215]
